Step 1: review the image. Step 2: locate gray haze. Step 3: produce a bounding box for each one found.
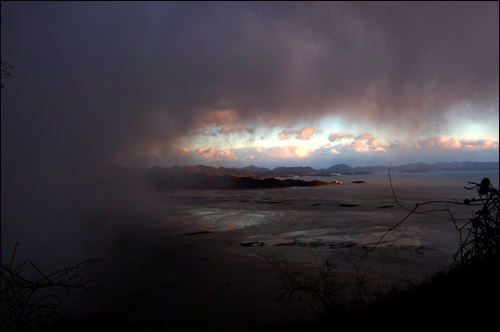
[1,2,498,263]
[2,2,498,172]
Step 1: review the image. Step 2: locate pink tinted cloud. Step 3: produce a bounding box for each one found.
[368,138,386,151]
[263,146,314,159]
[279,129,295,140]
[351,141,371,152]
[340,133,387,152]
[197,147,238,162]
[328,131,354,142]
[369,138,382,147]
[298,127,315,140]
[416,136,499,150]
[461,139,499,150]
[279,127,316,140]
[177,147,190,158]
[355,133,374,141]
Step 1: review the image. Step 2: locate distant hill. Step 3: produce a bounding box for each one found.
[238,165,271,174]
[177,162,499,179]
[256,161,499,176]
[391,161,499,173]
[264,166,316,177]
[146,162,498,189]
[324,164,353,174]
[430,161,500,171]
[92,162,498,191]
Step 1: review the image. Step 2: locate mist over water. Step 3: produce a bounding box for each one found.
[2,170,498,328]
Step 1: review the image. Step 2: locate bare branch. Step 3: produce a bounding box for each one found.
[1,247,110,330]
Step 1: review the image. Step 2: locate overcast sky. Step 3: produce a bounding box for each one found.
[2,2,499,171]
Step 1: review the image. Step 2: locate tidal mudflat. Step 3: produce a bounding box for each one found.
[60,171,499,329]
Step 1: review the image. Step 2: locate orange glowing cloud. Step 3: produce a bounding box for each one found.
[416,136,499,150]
[295,146,312,157]
[355,133,374,141]
[178,147,190,157]
[328,132,354,142]
[461,139,499,150]
[279,130,290,140]
[264,146,314,159]
[298,127,315,140]
[351,141,371,152]
[340,132,388,152]
[197,147,238,162]
[279,127,316,140]
[369,138,382,147]
[368,138,386,151]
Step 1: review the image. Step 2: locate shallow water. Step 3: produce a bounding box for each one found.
[3,170,497,329]
[60,170,497,328]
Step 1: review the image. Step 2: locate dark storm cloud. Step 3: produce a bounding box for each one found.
[1,1,498,267]
[2,1,498,171]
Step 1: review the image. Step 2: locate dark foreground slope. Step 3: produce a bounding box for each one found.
[257,254,499,331]
[48,255,498,331]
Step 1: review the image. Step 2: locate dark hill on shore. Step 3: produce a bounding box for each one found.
[88,162,498,191]
[87,165,340,191]
[148,172,337,190]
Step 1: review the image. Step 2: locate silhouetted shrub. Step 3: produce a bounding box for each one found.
[454,178,499,266]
